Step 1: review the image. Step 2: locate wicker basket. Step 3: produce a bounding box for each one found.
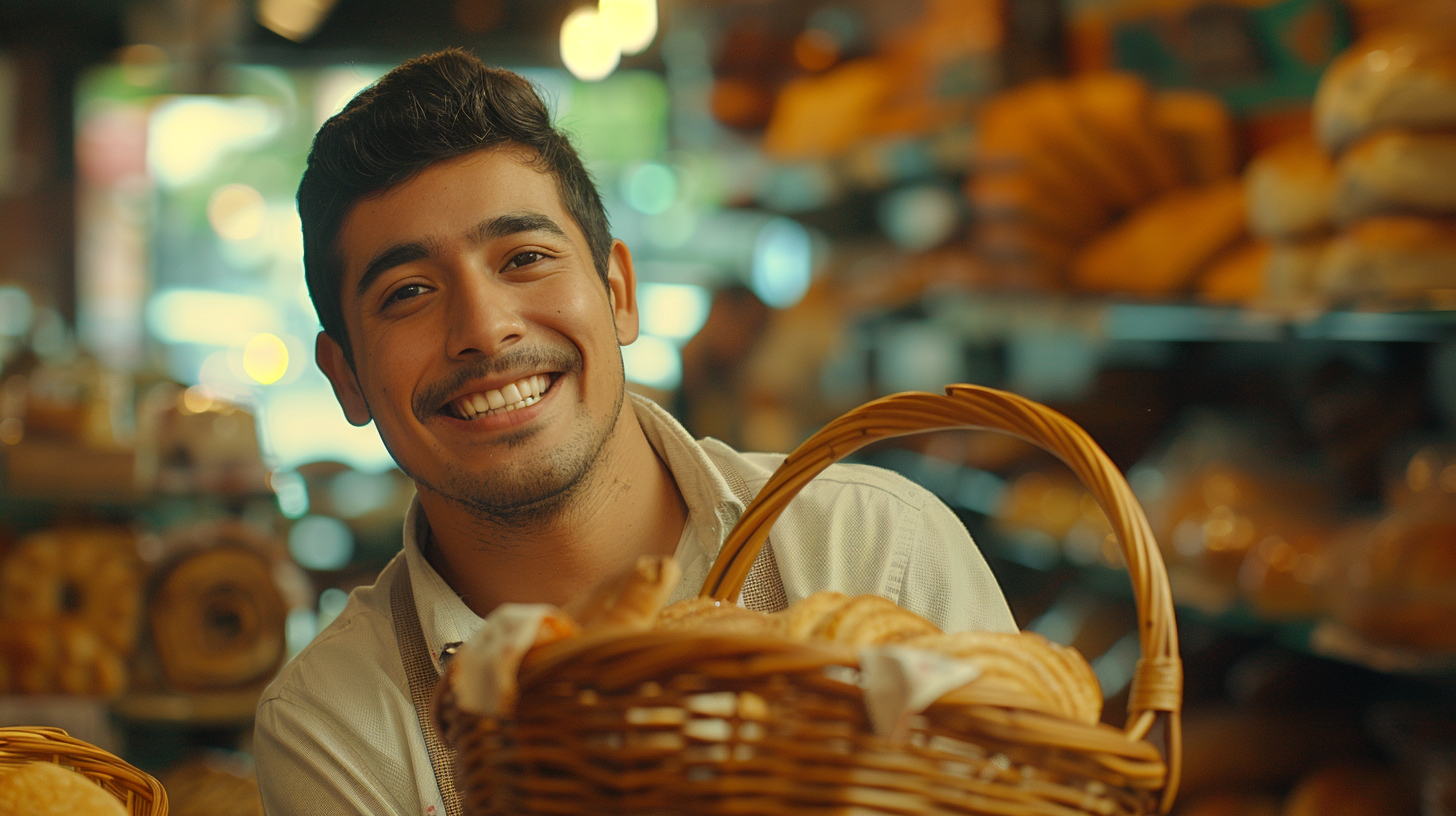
[441,385,1182,816]
[0,726,169,815]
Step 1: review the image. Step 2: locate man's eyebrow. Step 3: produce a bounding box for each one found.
[356,242,432,299]
[469,211,568,243]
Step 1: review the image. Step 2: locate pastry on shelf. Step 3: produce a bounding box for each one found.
[1328,507,1456,653]
[138,382,269,496]
[1284,761,1417,816]
[0,760,129,816]
[1316,216,1456,304]
[1314,27,1456,153]
[1151,89,1240,186]
[1071,179,1247,295]
[1333,130,1456,221]
[1197,240,1270,305]
[1244,135,1336,240]
[0,526,141,696]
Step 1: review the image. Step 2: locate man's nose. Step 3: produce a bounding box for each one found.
[444,270,525,359]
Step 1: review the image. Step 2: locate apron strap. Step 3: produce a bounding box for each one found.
[703,446,789,614]
[390,567,464,816]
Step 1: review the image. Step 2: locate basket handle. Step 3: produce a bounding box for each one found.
[700,384,1182,811]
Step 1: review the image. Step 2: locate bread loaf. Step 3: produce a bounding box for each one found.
[1333,130,1456,220]
[1153,90,1240,185]
[1072,180,1247,295]
[1314,28,1456,152]
[0,761,128,816]
[1317,216,1456,301]
[1245,135,1336,239]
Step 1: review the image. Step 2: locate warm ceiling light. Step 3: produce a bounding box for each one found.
[560,6,621,82]
[257,0,340,42]
[598,0,657,55]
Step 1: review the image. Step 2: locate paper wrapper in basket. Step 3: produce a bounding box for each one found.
[438,385,1183,816]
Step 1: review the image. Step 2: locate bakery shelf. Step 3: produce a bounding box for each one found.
[859,447,1456,680]
[910,292,1456,344]
[109,687,263,726]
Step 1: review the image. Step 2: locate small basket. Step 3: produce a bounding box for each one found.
[0,726,169,815]
[442,385,1182,816]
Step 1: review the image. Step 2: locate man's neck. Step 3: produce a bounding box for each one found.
[414,403,689,617]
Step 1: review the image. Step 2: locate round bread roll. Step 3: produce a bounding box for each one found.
[1173,792,1281,816]
[1245,135,1336,239]
[149,545,288,690]
[1333,130,1456,221]
[1331,510,1456,651]
[1016,79,1147,210]
[1264,238,1332,307]
[0,761,128,816]
[1316,216,1456,301]
[1284,762,1415,816]
[1314,28,1456,152]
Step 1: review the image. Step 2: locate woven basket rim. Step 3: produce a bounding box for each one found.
[0,726,169,816]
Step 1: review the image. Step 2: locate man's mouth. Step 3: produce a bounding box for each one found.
[446,374,554,420]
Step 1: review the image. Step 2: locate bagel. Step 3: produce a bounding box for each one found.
[149,545,287,691]
[0,527,140,695]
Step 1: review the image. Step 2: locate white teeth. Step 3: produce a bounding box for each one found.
[451,375,552,420]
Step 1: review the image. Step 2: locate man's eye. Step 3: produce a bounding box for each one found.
[385,283,426,304]
[505,251,546,269]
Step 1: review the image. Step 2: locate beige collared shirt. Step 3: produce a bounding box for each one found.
[254,394,1015,816]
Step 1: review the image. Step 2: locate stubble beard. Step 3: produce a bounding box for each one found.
[397,349,628,530]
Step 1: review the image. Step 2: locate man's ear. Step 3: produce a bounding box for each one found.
[315,332,372,426]
[606,239,639,346]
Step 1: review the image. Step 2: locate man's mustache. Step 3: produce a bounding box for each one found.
[412,345,582,423]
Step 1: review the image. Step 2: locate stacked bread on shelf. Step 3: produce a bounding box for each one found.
[969,71,1252,296]
[0,527,141,696]
[1248,26,1456,309]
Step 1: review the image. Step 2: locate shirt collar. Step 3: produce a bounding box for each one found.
[399,391,746,674]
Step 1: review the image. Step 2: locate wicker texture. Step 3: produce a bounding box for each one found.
[443,385,1182,816]
[0,726,168,815]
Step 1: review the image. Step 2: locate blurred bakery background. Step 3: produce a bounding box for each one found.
[1,0,1455,813]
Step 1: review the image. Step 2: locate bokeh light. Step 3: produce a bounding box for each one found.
[638,282,710,341]
[146,289,279,346]
[561,7,621,82]
[751,217,813,309]
[208,183,268,242]
[147,97,281,188]
[624,162,677,214]
[599,0,658,55]
[622,334,682,390]
[288,514,354,570]
[243,332,290,385]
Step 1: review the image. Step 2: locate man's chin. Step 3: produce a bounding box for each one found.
[431,473,584,526]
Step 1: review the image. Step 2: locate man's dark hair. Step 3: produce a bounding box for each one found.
[298,48,612,362]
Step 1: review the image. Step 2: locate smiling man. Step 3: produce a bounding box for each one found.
[253,49,1015,816]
